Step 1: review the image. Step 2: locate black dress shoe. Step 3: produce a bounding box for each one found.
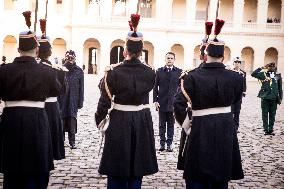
[70,144,77,149]
[166,145,173,152]
[268,131,275,136]
[159,145,165,151]
[264,131,270,135]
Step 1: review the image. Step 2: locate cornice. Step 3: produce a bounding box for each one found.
[68,24,284,38]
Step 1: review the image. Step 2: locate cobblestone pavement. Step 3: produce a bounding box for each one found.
[0,74,284,189]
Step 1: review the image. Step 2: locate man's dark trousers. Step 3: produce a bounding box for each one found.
[159,111,175,147]
[261,99,277,133]
[63,117,77,146]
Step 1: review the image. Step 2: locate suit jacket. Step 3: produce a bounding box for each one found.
[251,68,282,103]
[153,65,182,112]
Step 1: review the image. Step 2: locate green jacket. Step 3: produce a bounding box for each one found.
[251,68,282,103]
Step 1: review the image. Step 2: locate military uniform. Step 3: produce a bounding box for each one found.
[95,59,158,179]
[0,12,63,188]
[38,22,67,160]
[174,64,244,183]
[40,59,67,160]
[174,19,244,189]
[251,66,282,134]
[95,14,158,188]
[231,67,246,130]
[0,56,62,188]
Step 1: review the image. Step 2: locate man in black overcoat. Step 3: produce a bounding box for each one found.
[153,52,182,152]
[58,50,84,149]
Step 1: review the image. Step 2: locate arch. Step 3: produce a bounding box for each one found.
[52,38,67,63]
[139,0,156,18]
[3,35,18,63]
[172,0,186,19]
[264,47,278,66]
[110,39,125,49]
[243,0,257,22]
[143,41,154,66]
[267,0,281,23]
[110,39,125,65]
[193,45,201,68]
[219,0,234,22]
[171,44,184,69]
[241,47,254,74]
[224,46,231,65]
[83,38,101,74]
[195,0,209,20]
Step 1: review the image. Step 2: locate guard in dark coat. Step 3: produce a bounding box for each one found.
[153,52,182,152]
[95,14,158,189]
[251,62,282,135]
[37,19,67,160]
[176,21,213,170]
[0,11,62,189]
[58,50,84,149]
[174,19,244,189]
[231,57,246,131]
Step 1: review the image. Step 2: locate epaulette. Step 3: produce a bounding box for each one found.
[143,62,155,70]
[179,69,193,79]
[104,62,123,72]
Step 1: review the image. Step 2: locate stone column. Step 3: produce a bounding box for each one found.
[100,0,112,21]
[187,0,197,26]
[253,48,265,70]
[183,44,195,69]
[72,0,85,24]
[208,0,218,21]
[233,0,244,29]
[153,39,169,69]
[257,0,268,30]
[64,0,73,25]
[98,40,111,75]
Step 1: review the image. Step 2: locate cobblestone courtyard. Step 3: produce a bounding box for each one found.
[0,74,284,189]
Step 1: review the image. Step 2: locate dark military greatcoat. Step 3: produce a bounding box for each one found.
[41,60,66,160]
[95,59,158,178]
[174,62,244,182]
[0,56,62,174]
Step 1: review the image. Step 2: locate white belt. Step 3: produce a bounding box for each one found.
[192,106,231,117]
[45,97,57,102]
[5,100,45,108]
[113,103,150,111]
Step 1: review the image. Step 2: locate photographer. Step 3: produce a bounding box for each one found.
[251,62,282,135]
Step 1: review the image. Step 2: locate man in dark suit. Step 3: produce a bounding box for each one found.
[153,52,182,152]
